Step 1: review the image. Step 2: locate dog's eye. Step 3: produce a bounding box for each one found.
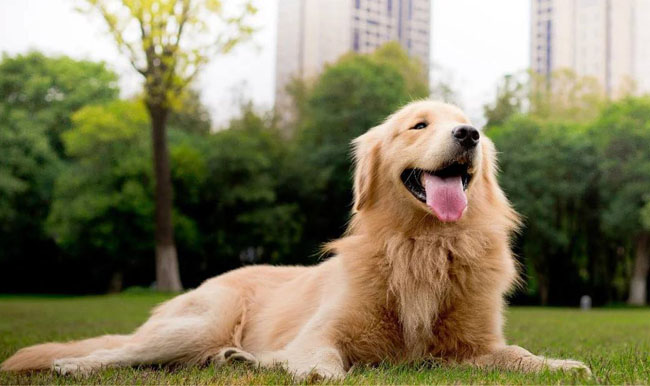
[410,122,428,130]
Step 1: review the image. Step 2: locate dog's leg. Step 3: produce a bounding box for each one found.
[254,276,348,380]
[53,315,215,376]
[256,318,346,380]
[252,306,346,381]
[53,285,248,376]
[257,345,346,381]
[468,345,591,376]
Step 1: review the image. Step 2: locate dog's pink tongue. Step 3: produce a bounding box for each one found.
[423,172,467,222]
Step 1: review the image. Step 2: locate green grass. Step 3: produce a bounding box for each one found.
[0,293,648,384]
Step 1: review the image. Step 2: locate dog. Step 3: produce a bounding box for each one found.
[1,101,591,379]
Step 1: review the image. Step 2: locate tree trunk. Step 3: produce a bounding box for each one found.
[539,278,549,306]
[149,104,182,292]
[628,233,649,305]
[107,271,123,293]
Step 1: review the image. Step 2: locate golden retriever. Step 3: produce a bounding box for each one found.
[1,101,590,379]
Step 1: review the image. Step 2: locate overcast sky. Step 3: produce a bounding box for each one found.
[0,0,530,127]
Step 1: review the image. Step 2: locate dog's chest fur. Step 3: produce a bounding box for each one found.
[336,230,505,366]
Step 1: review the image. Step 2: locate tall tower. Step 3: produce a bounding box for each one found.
[530,0,650,97]
[275,0,431,117]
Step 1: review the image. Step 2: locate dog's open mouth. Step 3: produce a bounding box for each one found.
[400,162,473,222]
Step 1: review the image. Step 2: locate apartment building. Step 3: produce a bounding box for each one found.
[275,0,431,115]
[531,0,650,97]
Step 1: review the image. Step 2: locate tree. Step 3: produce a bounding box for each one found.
[168,89,212,135]
[178,105,303,279]
[0,52,119,293]
[288,44,429,259]
[370,42,430,99]
[80,0,257,291]
[489,117,600,305]
[47,99,204,292]
[483,72,527,127]
[47,100,154,292]
[0,109,62,292]
[529,69,605,123]
[591,98,650,305]
[484,69,606,128]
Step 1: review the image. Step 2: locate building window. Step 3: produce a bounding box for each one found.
[353,29,359,51]
[355,0,360,9]
[398,0,402,39]
[387,0,392,16]
[546,20,552,70]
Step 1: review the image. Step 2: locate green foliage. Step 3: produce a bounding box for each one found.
[642,202,650,231]
[304,56,405,141]
[484,69,606,127]
[483,73,527,127]
[529,69,606,122]
[0,110,62,292]
[0,52,119,152]
[48,100,151,249]
[490,97,650,305]
[79,0,257,109]
[42,100,302,290]
[79,0,259,291]
[168,89,212,134]
[45,100,155,290]
[370,42,430,99]
[178,106,303,280]
[489,117,602,304]
[45,100,212,290]
[0,110,59,227]
[303,44,428,140]
[590,98,650,235]
[0,53,119,293]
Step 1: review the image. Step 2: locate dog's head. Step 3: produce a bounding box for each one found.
[352,100,504,225]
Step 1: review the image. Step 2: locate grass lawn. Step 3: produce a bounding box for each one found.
[0,293,648,385]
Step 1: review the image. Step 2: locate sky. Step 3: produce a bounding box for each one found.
[0,0,530,127]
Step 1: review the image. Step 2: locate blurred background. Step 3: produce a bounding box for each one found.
[0,0,649,307]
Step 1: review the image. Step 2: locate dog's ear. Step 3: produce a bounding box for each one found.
[352,129,382,212]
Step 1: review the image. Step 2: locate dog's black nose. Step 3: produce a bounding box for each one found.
[452,125,480,148]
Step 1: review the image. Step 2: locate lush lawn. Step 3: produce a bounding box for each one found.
[0,293,648,385]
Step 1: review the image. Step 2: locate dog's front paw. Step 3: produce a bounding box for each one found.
[52,358,97,377]
[291,348,346,382]
[544,358,592,376]
[214,347,258,367]
[293,364,346,382]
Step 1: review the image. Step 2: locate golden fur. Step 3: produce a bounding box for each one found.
[1,101,590,379]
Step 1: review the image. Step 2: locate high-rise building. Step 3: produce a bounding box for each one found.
[275,0,431,116]
[531,0,650,97]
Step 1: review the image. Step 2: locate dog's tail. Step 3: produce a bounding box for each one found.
[1,334,130,372]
